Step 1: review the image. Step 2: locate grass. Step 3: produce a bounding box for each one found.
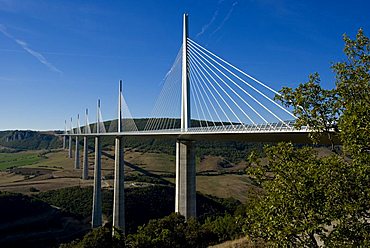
[126,150,175,174]
[26,150,73,170]
[197,174,261,203]
[0,152,44,170]
[0,148,260,203]
[211,237,265,248]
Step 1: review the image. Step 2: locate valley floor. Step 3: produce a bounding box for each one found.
[0,148,260,203]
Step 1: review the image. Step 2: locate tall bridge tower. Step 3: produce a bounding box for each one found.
[175,13,196,219]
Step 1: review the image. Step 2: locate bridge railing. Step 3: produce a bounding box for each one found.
[116,121,308,134]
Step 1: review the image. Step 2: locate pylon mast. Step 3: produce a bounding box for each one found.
[181,13,190,131]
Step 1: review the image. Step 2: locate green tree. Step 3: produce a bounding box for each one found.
[327,28,370,247]
[333,28,370,156]
[60,227,123,248]
[245,143,351,247]
[244,29,370,247]
[275,73,340,150]
[125,213,211,248]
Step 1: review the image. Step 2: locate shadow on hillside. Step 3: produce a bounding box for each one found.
[86,144,173,186]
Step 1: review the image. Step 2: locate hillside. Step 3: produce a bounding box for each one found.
[0,191,90,248]
[0,185,243,248]
[0,119,268,164]
[0,130,62,151]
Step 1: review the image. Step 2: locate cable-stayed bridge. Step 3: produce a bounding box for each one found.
[63,14,334,235]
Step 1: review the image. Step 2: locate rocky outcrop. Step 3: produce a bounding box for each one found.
[5,131,35,142]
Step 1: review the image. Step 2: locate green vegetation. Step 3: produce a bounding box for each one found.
[0,151,44,170]
[56,192,245,248]
[245,144,351,246]
[1,28,369,248]
[37,186,94,218]
[38,185,241,234]
[0,191,88,248]
[243,29,370,246]
[60,211,247,248]
[0,191,51,222]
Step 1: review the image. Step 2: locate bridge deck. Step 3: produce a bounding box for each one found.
[64,127,338,145]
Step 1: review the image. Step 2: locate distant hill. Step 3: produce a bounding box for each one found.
[0,130,62,151]
[0,118,267,163]
[0,118,269,163]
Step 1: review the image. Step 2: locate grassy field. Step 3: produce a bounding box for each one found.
[0,152,44,170]
[0,148,260,203]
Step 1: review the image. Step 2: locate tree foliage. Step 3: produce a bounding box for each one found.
[245,144,353,247]
[333,29,370,156]
[244,29,370,247]
[275,73,340,149]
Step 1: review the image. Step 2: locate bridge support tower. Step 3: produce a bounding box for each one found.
[175,13,197,220]
[68,137,72,158]
[74,136,80,169]
[75,115,81,169]
[82,136,89,180]
[92,100,102,228]
[113,80,125,235]
[68,118,73,158]
[82,109,89,180]
[63,120,67,150]
[175,139,196,219]
[63,136,66,150]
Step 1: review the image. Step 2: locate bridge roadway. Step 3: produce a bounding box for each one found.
[66,127,338,145]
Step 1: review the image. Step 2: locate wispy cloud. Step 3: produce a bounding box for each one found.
[197,1,239,39]
[196,10,219,38]
[0,24,62,74]
[211,1,238,36]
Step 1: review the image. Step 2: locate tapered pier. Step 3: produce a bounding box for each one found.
[82,136,89,179]
[68,118,73,158]
[74,137,80,169]
[92,100,102,228]
[175,139,196,218]
[63,120,67,149]
[82,109,89,180]
[175,13,197,219]
[113,80,125,235]
[74,115,81,169]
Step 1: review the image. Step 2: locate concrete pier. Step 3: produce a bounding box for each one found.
[63,120,67,150]
[175,139,196,219]
[175,14,196,219]
[112,136,125,234]
[68,136,73,158]
[92,136,102,228]
[74,136,80,169]
[112,80,125,235]
[82,136,89,180]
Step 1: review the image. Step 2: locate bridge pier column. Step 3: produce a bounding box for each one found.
[68,136,73,158]
[92,136,102,228]
[175,139,196,219]
[82,136,89,180]
[74,136,80,169]
[113,136,125,235]
[63,136,66,150]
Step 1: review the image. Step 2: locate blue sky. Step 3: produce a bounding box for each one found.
[0,0,369,130]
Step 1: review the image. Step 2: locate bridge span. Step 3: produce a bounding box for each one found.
[63,13,338,235]
[69,128,334,144]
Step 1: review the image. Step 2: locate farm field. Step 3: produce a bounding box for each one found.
[0,151,44,170]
